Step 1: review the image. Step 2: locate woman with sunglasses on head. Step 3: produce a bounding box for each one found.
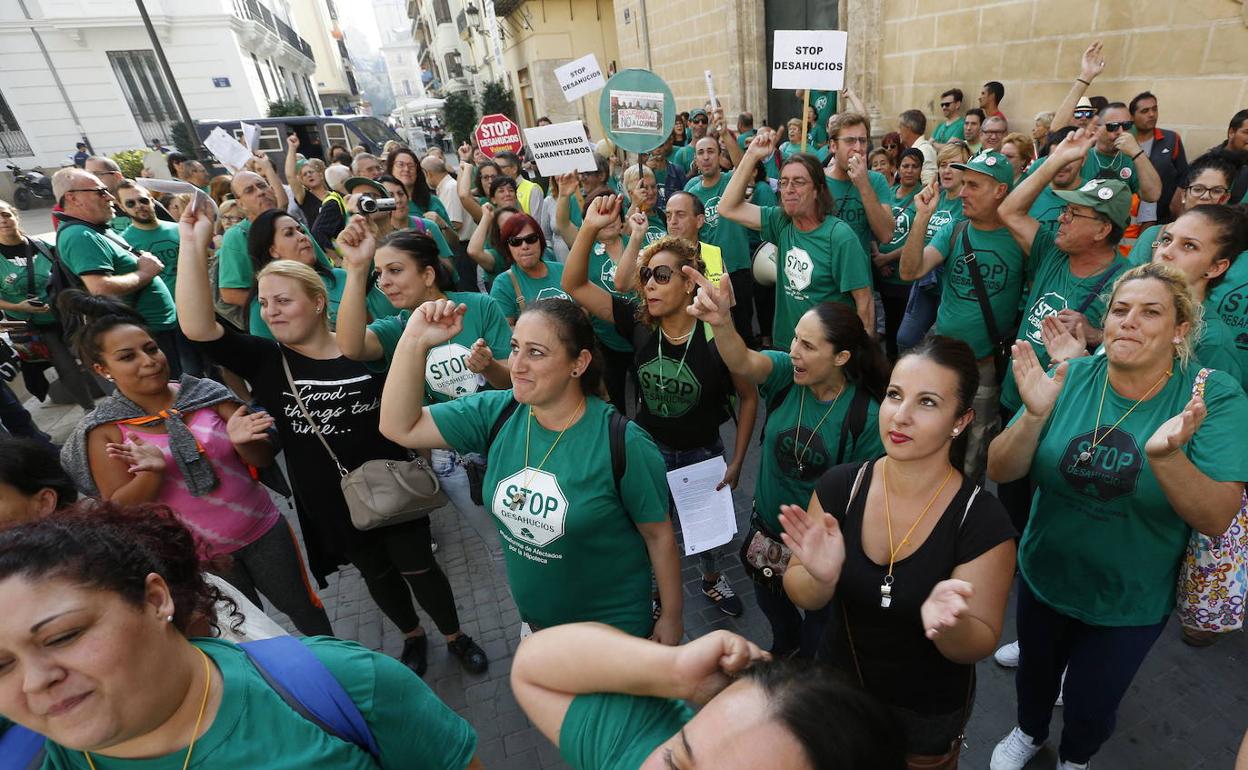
[176,205,489,677]
[55,288,335,638]
[987,263,1248,770]
[378,297,684,643]
[563,194,758,616]
[0,505,486,770]
[683,264,890,659]
[0,200,101,411]
[779,334,1016,765]
[335,215,511,560]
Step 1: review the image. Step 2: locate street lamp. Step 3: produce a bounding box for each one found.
[464,2,481,32]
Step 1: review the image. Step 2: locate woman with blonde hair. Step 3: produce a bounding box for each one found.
[1001,132,1037,183]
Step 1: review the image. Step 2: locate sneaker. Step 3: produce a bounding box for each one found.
[448,634,489,675]
[990,727,1042,770]
[400,633,429,677]
[702,575,744,617]
[1058,761,1089,770]
[994,640,1021,667]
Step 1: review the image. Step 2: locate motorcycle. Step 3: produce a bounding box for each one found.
[6,163,55,210]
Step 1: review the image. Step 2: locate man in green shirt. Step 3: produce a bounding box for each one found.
[735,111,756,151]
[671,108,711,175]
[963,109,986,155]
[685,137,755,343]
[823,113,895,257]
[216,157,295,312]
[84,155,131,233]
[932,88,966,149]
[1077,103,1163,204]
[900,150,1025,480]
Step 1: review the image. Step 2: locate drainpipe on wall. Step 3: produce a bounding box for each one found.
[16,0,92,154]
[637,0,652,71]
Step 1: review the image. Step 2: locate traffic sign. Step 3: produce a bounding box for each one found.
[474,113,523,158]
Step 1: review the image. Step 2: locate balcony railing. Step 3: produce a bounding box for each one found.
[493,0,522,18]
[240,0,315,62]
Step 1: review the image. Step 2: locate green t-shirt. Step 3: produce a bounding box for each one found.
[737,129,756,151]
[747,181,778,250]
[430,391,670,634]
[1080,148,1141,194]
[589,240,635,352]
[55,222,176,330]
[367,291,512,403]
[0,239,55,325]
[929,220,1026,359]
[481,245,558,281]
[217,219,333,290]
[1000,230,1127,412]
[109,214,131,234]
[408,195,450,225]
[1015,355,1248,626]
[1126,224,1161,267]
[808,90,838,147]
[824,170,893,257]
[1028,185,1069,236]
[1207,248,1248,362]
[932,117,965,144]
[488,260,570,321]
[7,636,477,769]
[671,145,695,175]
[121,221,181,297]
[754,351,883,533]
[1196,299,1247,391]
[876,187,918,286]
[643,212,666,245]
[925,191,964,242]
[559,693,693,770]
[683,171,751,272]
[247,267,397,340]
[761,205,872,351]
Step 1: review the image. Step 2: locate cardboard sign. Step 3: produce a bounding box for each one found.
[523,121,598,176]
[598,69,676,155]
[771,30,848,91]
[474,113,523,158]
[555,54,606,102]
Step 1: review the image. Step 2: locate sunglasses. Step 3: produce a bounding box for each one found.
[940,102,954,108]
[691,118,709,125]
[1103,121,1134,132]
[639,265,675,284]
[1073,109,1096,119]
[507,233,541,247]
[122,196,153,208]
[66,186,110,198]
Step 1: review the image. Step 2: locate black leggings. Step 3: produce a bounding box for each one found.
[879,282,911,362]
[602,346,633,414]
[343,517,461,637]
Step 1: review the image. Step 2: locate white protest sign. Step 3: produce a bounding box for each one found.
[240,121,261,152]
[704,70,718,112]
[523,121,598,176]
[554,54,606,103]
[771,30,848,91]
[203,127,254,172]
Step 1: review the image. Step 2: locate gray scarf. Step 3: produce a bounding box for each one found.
[61,375,242,498]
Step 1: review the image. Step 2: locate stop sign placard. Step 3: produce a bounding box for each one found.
[474,113,523,158]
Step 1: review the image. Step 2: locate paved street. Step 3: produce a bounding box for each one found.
[19,385,1247,769]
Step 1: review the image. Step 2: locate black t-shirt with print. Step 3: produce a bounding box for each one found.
[813,460,1015,716]
[611,295,733,451]
[197,325,409,581]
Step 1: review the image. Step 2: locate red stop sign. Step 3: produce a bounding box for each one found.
[473,113,523,158]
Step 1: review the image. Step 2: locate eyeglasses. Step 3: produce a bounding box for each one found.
[836,136,870,146]
[1103,121,1134,133]
[507,233,541,247]
[1186,184,1229,199]
[1073,109,1096,119]
[983,129,1006,137]
[639,264,675,284]
[122,196,153,208]
[1058,206,1105,223]
[777,177,812,190]
[65,187,110,198]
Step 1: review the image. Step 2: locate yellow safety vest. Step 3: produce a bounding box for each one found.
[516,177,540,215]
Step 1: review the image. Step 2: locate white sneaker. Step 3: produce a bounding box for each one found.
[990,727,1042,770]
[994,640,1021,667]
[1058,761,1088,769]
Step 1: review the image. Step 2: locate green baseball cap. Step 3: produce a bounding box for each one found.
[1053,178,1132,229]
[952,150,1015,189]
[345,177,388,197]
[689,108,708,120]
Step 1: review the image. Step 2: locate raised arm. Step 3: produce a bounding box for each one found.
[718,130,775,232]
[898,181,947,281]
[378,300,462,449]
[285,133,305,204]
[713,108,744,168]
[848,154,894,244]
[466,203,496,271]
[552,173,581,248]
[560,195,619,323]
[456,144,485,223]
[986,343,1067,482]
[612,209,647,293]
[334,215,385,361]
[1001,127,1099,254]
[511,623,768,747]
[250,152,287,212]
[684,266,774,384]
[1114,131,1162,203]
[175,200,225,342]
[1052,40,1105,130]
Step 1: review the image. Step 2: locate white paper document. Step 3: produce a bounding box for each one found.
[240,121,261,152]
[135,178,218,218]
[203,126,254,172]
[666,457,738,556]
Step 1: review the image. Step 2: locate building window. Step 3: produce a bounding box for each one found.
[433,0,451,24]
[0,89,32,157]
[403,79,412,96]
[444,53,463,79]
[517,67,536,128]
[106,50,178,146]
[251,53,271,100]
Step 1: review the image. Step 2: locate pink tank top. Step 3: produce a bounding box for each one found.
[118,408,281,558]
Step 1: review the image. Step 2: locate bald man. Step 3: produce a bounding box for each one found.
[422,155,467,240]
[83,156,130,232]
[51,167,180,374]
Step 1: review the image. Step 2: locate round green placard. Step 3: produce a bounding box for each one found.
[599,68,677,154]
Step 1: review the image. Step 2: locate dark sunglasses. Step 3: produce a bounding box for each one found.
[1104,120,1134,132]
[691,118,708,125]
[1073,109,1096,118]
[122,196,153,208]
[940,101,954,108]
[639,265,675,284]
[507,233,541,247]
[65,186,109,198]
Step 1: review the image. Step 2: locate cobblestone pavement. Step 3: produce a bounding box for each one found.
[23,394,1247,769]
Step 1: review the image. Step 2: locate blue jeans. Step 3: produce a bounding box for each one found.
[1015,580,1167,765]
[430,448,503,561]
[897,278,940,352]
[0,382,51,445]
[656,439,725,578]
[753,575,830,658]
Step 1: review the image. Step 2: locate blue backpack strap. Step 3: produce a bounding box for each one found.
[240,637,381,762]
[0,723,47,770]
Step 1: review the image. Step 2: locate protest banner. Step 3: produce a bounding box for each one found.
[474,114,523,158]
[555,54,606,102]
[771,30,848,91]
[523,121,598,176]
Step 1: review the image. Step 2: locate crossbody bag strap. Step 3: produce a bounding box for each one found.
[279,352,348,477]
[508,269,525,313]
[958,221,1005,349]
[840,460,872,688]
[1074,262,1124,315]
[22,239,37,298]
